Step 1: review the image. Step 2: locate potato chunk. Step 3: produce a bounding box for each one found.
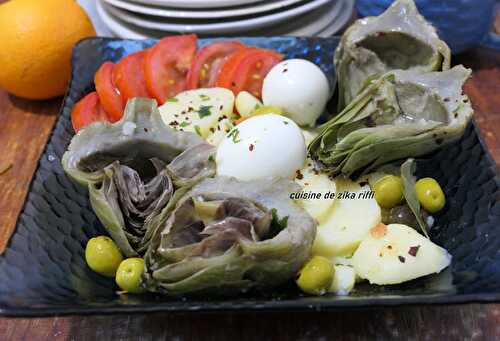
[159,88,234,138]
[352,223,451,285]
[312,177,381,257]
[329,265,356,296]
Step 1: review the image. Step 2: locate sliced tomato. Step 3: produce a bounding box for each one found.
[95,61,124,122]
[186,40,246,89]
[71,92,109,132]
[144,34,198,104]
[113,50,150,103]
[215,48,283,99]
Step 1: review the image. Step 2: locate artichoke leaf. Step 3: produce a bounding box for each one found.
[62,98,216,257]
[309,66,473,176]
[62,98,204,186]
[143,176,317,295]
[335,0,451,110]
[167,143,216,188]
[89,159,174,257]
[400,158,429,237]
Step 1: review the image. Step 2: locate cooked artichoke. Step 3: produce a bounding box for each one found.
[309,66,473,176]
[62,98,205,186]
[335,0,451,111]
[62,98,216,256]
[143,176,317,295]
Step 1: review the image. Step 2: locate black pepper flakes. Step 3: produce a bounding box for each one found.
[295,170,304,180]
[436,138,444,145]
[387,245,392,250]
[443,98,450,102]
[209,127,215,133]
[249,144,255,151]
[398,256,406,263]
[144,128,148,132]
[408,245,420,257]
[358,181,368,187]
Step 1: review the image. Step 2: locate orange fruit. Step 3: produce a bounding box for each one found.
[0,0,96,100]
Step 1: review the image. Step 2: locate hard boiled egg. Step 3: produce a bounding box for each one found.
[262,59,330,126]
[216,114,306,181]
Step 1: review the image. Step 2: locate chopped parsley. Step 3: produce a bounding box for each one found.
[208,155,215,162]
[199,94,210,101]
[270,208,289,234]
[283,120,289,125]
[254,103,262,110]
[197,105,213,119]
[194,125,202,136]
[227,128,241,143]
[179,121,190,128]
[166,97,179,102]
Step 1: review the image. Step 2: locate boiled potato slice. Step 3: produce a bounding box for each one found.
[329,265,356,295]
[159,88,234,138]
[295,158,337,224]
[235,91,262,117]
[206,119,234,146]
[313,177,381,257]
[352,223,452,285]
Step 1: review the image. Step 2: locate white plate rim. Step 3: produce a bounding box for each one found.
[97,0,156,39]
[286,0,344,36]
[100,0,333,34]
[317,0,353,37]
[125,0,266,9]
[102,0,307,19]
[97,0,352,39]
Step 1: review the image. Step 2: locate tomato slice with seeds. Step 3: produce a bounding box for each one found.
[71,92,109,132]
[144,34,197,104]
[95,61,124,122]
[215,48,283,98]
[186,41,246,89]
[113,50,150,103]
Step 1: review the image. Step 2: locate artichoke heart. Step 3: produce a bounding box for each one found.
[143,176,317,295]
[335,0,451,110]
[309,66,473,176]
[62,98,216,256]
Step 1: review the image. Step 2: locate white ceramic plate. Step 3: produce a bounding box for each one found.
[99,0,333,34]
[97,0,352,39]
[255,0,342,36]
[103,0,306,19]
[317,0,354,37]
[97,0,162,39]
[126,0,264,9]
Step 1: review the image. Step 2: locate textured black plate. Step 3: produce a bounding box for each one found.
[1,37,499,317]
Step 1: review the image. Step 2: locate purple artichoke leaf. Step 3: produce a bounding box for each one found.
[143,176,317,295]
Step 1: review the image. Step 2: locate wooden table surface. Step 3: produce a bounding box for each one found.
[0,46,499,340]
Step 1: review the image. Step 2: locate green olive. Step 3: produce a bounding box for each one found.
[381,205,429,227]
[373,175,404,209]
[115,258,145,293]
[85,236,123,277]
[416,177,445,213]
[296,256,334,295]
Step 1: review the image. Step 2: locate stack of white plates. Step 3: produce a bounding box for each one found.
[94,0,354,39]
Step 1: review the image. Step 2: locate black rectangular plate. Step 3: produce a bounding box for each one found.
[1,37,499,317]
